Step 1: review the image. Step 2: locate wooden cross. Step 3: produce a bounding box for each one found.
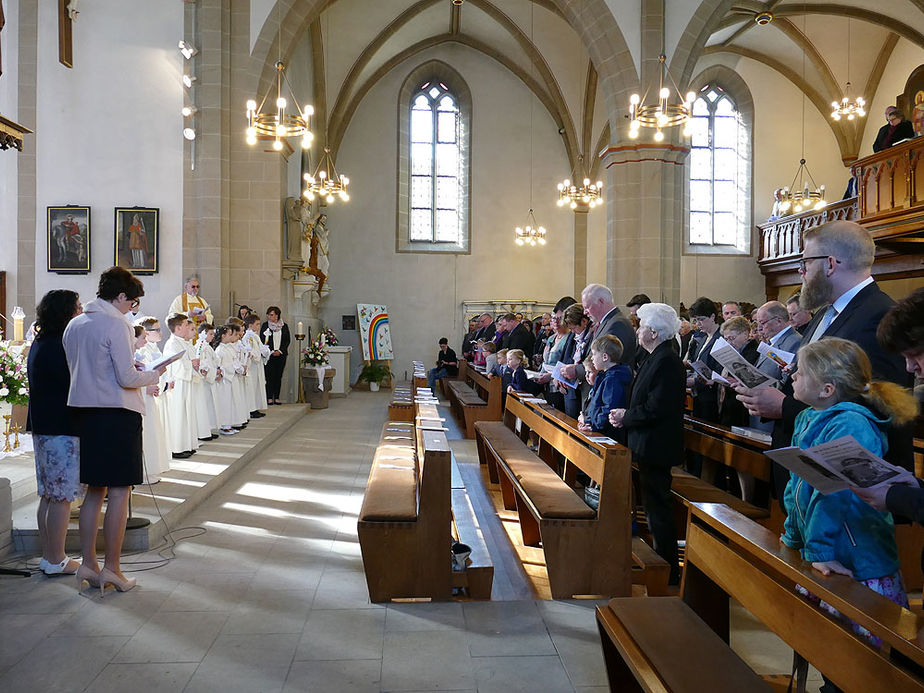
[58,0,73,68]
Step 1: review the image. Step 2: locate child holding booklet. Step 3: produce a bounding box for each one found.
[242,314,269,418]
[163,313,200,458]
[782,337,917,644]
[133,326,171,483]
[195,323,220,439]
[209,326,240,435]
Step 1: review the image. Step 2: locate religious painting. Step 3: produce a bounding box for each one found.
[47,205,90,273]
[114,207,159,274]
[357,304,394,361]
[900,64,924,137]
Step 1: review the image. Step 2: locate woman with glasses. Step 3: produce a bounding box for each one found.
[63,267,165,594]
[873,106,915,153]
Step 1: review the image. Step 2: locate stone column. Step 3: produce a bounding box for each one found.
[16,1,37,319]
[572,207,588,294]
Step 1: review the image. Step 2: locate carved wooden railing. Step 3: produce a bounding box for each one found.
[854,136,924,235]
[756,198,858,269]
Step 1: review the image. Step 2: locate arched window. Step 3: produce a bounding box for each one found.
[410,82,461,243]
[397,61,471,254]
[688,84,750,252]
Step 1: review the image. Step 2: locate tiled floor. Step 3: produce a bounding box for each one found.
[0,391,819,692]
[0,393,612,692]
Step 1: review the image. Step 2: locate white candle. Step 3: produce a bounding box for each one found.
[11,306,25,342]
[297,321,304,335]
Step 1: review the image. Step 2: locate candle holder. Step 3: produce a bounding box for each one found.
[295,332,306,403]
[11,306,26,343]
[11,423,21,450]
[2,415,11,453]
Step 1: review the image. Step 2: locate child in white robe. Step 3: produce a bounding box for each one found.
[243,314,269,417]
[229,325,249,427]
[163,313,200,458]
[133,325,170,484]
[196,323,222,436]
[213,325,245,431]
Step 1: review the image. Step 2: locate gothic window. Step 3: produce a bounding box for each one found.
[688,85,750,251]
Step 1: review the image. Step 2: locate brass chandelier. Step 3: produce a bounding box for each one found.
[628,55,695,142]
[830,20,865,121]
[303,146,350,204]
[779,159,826,215]
[245,61,314,151]
[514,209,547,246]
[557,155,602,209]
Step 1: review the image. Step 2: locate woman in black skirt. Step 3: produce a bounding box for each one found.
[261,306,290,405]
[62,267,165,594]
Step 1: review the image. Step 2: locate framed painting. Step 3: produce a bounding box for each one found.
[114,207,159,274]
[47,205,91,273]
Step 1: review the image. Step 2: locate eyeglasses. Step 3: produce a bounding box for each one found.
[130,299,140,310]
[145,327,161,332]
[798,255,841,272]
[755,316,782,328]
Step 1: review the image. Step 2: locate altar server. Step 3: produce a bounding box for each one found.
[132,325,170,483]
[163,313,200,458]
[243,314,269,418]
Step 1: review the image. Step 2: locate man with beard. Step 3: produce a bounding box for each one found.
[735,220,912,502]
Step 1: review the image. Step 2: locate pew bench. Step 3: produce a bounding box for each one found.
[388,386,415,423]
[597,502,924,691]
[446,381,489,439]
[357,420,452,601]
[450,487,494,599]
[474,394,634,599]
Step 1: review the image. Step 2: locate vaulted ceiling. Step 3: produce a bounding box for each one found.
[704,0,924,161]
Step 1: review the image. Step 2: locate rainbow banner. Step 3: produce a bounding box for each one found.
[357,304,394,361]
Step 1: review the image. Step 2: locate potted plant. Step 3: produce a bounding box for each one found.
[358,362,390,392]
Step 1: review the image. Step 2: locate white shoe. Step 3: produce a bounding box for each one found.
[219,428,238,435]
[41,557,80,576]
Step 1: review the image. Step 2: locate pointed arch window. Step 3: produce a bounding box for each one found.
[688,85,751,252]
[397,63,471,254]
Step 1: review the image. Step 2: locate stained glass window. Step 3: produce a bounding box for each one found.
[409,82,463,243]
[688,86,748,247]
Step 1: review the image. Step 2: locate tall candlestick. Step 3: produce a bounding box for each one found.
[297,321,304,335]
[11,306,25,342]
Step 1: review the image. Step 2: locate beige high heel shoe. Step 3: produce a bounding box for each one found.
[75,563,101,590]
[97,567,137,596]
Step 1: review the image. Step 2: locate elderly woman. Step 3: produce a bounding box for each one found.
[874,106,915,152]
[26,290,83,576]
[608,303,686,584]
[63,267,163,594]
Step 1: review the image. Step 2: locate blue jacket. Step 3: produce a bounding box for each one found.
[584,364,632,434]
[781,402,899,580]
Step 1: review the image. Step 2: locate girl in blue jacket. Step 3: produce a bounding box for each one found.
[783,337,918,643]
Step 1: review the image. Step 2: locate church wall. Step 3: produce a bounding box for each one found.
[318,42,575,382]
[0,0,20,318]
[680,56,851,306]
[30,1,185,321]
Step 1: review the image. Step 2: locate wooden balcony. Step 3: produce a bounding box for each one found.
[757,137,924,297]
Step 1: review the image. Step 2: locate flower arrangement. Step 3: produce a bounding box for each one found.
[0,341,29,406]
[301,336,329,367]
[321,327,339,347]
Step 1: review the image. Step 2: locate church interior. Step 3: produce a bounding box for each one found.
[2,0,924,691]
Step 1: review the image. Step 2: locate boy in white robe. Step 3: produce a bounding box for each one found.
[243,314,269,418]
[163,313,200,458]
[133,324,170,483]
[215,325,247,430]
[196,323,222,436]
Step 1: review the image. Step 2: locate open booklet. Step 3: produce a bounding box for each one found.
[710,337,779,390]
[764,435,915,495]
[689,359,729,385]
[143,350,185,372]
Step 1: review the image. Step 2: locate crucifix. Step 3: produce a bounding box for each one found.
[58,0,78,68]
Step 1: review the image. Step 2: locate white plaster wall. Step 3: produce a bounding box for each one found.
[31,1,184,323]
[0,0,20,317]
[250,0,275,56]
[860,38,923,154]
[680,55,849,306]
[320,42,575,382]
[602,0,640,79]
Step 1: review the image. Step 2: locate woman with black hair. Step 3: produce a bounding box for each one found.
[26,289,83,576]
[63,267,165,594]
[261,306,290,405]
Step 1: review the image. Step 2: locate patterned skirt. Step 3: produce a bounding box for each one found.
[32,434,84,502]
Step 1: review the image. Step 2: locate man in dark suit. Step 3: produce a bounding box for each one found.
[737,220,913,502]
[499,313,535,353]
[473,312,496,342]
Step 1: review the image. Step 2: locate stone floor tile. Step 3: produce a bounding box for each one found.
[463,601,556,657]
[381,630,475,691]
[112,611,227,663]
[284,658,382,692]
[0,634,127,692]
[385,601,466,632]
[0,611,71,666]
[222,588,314,635]
[183,632,299,693]
[311,569,381,610]
[473,654,574,692]
[89,662,198,693]
[295,608,386,661]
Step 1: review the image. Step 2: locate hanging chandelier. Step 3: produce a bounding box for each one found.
[556,156,602,209]
[514,209,547,246]
[245,61,314,151]
[628,55,695,141]
[830,18,866,122]
[779,159,826,214]
[303,146,350,203]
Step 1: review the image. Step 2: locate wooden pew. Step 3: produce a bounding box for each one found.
[597,502,924,691]
[357,419,451,602]
[474,393,634,599]
[445,362,502,438]
[387,385,415,423]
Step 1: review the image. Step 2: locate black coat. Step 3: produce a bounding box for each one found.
[774,281,913,467]
[26,335,78,436]
[621,340,687,465]
[502,322,535,353]
[260,322,291,356]
[873,119,915,152]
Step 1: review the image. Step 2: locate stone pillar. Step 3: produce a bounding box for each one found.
[16,1,37,319]
[572,208,588,295]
